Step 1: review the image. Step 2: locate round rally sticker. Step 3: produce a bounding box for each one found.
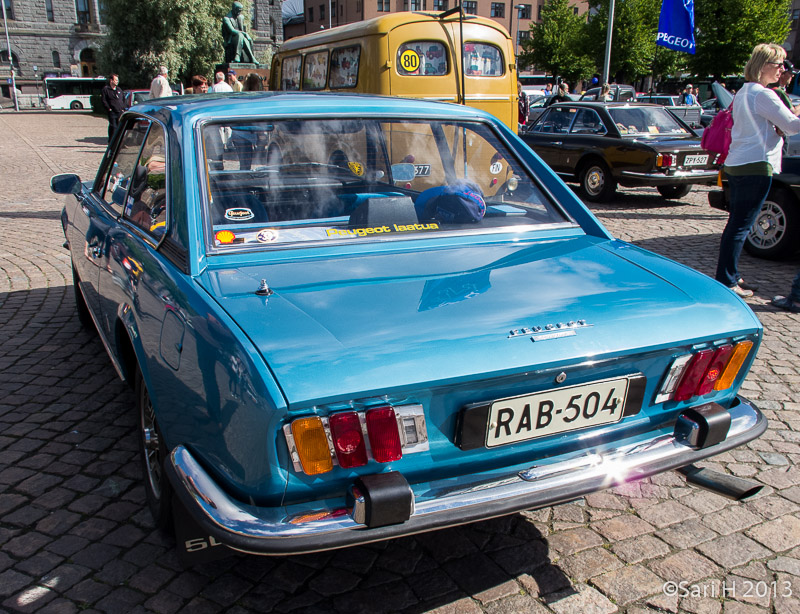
[257,229,278,243]
[400,49,420,72]
[489,161,503,174]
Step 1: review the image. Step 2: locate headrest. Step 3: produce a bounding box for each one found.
[348,196,418,227]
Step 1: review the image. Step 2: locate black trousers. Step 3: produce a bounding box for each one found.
[108,112,121,142]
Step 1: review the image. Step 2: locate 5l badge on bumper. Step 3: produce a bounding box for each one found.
[456,374,646,450]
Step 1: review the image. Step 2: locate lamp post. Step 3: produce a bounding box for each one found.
[514,4,525,62]
[1,0,17,111]
[602,0,615,86]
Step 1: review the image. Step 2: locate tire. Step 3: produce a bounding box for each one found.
[657,184,692,199]
[138,369,174,530]
[70,101,83,110]
[579,160,616,202]
[72,265,94,330]
[744,188,800,260]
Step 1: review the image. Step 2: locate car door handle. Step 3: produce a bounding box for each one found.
[551,141,562,146]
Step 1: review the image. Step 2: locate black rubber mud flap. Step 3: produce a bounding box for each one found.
[172,498,235,566]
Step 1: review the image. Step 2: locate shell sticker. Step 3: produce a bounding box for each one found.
[348,162,365,176]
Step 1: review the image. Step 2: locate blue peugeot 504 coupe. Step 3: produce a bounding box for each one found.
[52,92,765,561]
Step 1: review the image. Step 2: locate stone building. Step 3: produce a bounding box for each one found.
[0,0,282,96]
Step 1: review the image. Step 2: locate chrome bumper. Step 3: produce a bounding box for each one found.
[618,168,718,186]
[165,397,765,556]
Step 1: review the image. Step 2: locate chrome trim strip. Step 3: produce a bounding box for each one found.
[619,170,718,179]
[166,397,764,556]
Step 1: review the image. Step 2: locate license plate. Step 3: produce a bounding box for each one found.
[684,154,708,166]
[414,164,431,176]
[486,377,630,447]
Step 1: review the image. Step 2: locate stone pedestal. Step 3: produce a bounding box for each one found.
[216,62,271,85]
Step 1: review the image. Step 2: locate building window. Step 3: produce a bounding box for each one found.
[378,0,389,10]
[52,50,60,67]
[75,0,91,23]
[331,2,336,18]
[433,0,447,9]
[404,0,422,9]
[537,5,541,19]
[463,0,477,14]
[1,49,20,68]
[573,6,578,14]
[320,3,325,21]
[45,0,55,21]
[308,6,314,21]
[2,0,14,20]
[517,3,531,19]
[490,2,504,17]
[517,30,530,46]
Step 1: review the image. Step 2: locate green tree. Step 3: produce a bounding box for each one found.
[690,0,791,80]
[586,0,684,84]
[518,0,596,86]
[99,0,252,87]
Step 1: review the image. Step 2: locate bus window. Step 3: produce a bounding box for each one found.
[282,56,301,91]
[397,42,448,76]
[303,51,329,90]
[465,43,504,77]
[329,45,360,89]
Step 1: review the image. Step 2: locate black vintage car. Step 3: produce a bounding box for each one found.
[708,156,800,260]
[522,101,718,201]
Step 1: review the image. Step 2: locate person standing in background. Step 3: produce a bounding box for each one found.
[149,66,172,99]
[715,43,800,298]
[101,74,125,142]
[227,71,243,92]
[211,71,233,93]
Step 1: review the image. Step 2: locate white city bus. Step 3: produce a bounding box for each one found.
[44,77,106,110]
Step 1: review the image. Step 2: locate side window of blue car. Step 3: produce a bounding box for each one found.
[101,119,151,217]
[99,118,168,240]
[124,124,168,239]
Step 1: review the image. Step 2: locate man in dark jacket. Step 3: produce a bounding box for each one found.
[101,74,125,142]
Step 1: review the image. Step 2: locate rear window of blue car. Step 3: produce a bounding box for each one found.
[199,118,571,248]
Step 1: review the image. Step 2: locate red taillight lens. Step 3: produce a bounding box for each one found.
[365,406,402,463]
[329,411,368,469]
[657,153,674,167]
[674,349,715,401]
[696,345,734,396]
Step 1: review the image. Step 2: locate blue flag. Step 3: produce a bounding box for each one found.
[656,0,695,54]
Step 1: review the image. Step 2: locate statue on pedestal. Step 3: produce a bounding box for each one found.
[222,2,256,64]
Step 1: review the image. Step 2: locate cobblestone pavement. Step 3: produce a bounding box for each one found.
[1,110,799,614]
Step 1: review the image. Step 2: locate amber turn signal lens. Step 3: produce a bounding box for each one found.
[291,417,333,475]
[714,340,754,391]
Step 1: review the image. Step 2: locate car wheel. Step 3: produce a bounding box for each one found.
[744,188,800,260]
[579,160,616,202]
[72,265,94,330]
[138,368,174,530]
[70,101,83,110]
[657,185,692,199]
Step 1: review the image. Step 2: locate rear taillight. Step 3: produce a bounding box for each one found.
[290,417,333,475]
[329,411,368,469]
[366,407,403,463]
[657,340,754,404]
[656,153,675,167]
[283,405,428,475]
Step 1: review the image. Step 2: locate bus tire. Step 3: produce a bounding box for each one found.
[70,101,83,110]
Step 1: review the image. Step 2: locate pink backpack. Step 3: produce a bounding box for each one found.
[701,96,735,164]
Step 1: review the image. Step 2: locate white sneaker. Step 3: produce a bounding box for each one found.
[731,285,753,298]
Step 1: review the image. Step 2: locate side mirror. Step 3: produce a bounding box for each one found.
[391,163,416,183]
[51,173,82,195]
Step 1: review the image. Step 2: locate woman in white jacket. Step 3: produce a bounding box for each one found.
[715,44,800,297]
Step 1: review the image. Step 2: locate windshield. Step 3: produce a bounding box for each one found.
[607,106,691,136]
[200,118,569,248]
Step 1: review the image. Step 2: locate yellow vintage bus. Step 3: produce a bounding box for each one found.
[270,11,518,131]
